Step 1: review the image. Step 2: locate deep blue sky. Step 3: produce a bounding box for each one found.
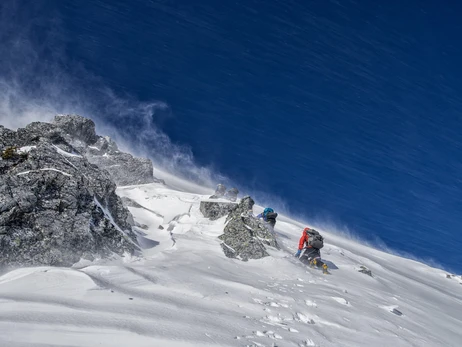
[2,0,462,271]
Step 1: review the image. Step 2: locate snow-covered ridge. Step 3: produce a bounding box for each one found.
[1,174,460,347]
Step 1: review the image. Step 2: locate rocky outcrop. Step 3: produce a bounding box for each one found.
[52,115,163,186]
[0,117,141,268]
[200,200,238,220]
[218,196,279,261]
[53,115,99,145]
[209,184,239,202]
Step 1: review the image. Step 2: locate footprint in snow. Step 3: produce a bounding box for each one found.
[253,298,286,308]
[331,297,351,306]
[253,330,283,340]
[260,314,291,328]
[299,339,317,346]
[294,312,315,324]
[265,314,283,322]
[305,300,317,308]
[266,331,283,340]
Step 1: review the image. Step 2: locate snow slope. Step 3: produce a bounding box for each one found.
[1,173,461,347]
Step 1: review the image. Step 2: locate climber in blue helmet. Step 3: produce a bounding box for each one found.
[256,207,278,228]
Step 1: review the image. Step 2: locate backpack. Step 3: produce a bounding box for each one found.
[306,229,324,249]
[265,212,278,221]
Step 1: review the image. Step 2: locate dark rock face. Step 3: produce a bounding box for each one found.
[86,146,157,186]
[218,196,279,261]
[52,115,163,186]
[0,116,142,268]
[53,115,99,145]
[0,126,18,148]
[359,266,373,277]
[199,200,238,220]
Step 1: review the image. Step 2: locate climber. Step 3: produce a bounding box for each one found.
[294,227,329,274]
[256,207,278,228]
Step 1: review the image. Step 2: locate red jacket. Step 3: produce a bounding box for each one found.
[298,228,313,250]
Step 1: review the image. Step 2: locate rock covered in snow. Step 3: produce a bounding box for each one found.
[199,200,238,220]
[359,265,373,277]
[53,115,163,186]
[218,196,279,261]
[0,117,141,268]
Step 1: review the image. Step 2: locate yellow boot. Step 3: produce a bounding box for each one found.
[310,258,317,268]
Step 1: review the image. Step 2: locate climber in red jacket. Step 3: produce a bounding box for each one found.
[294,227,329,273]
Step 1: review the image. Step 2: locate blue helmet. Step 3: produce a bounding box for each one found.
[263,207,274,216]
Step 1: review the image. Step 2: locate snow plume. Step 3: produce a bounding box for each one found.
[94,97,226,187]
[0,1,68,128]
[0,0,223,188]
